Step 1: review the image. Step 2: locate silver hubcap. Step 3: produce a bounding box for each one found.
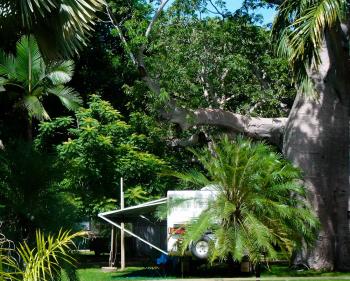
[195,241,208,256]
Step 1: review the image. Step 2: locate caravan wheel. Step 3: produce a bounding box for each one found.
[190,235,210,259]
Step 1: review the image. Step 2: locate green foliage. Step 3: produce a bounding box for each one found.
[0,0,104,58]
[0,142,81,240]
[146,17,294,117]
[272,0,346,92]
[0,230,84,281]
[0,35,82,120]
[35,95,172,216]
[124,185,149,205]
[172,137,319,264]
[107,1,295,118]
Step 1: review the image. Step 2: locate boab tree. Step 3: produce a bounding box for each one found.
[106,0,350,270]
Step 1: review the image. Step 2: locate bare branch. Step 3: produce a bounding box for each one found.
[165,107,286,146]
[208,0,226,18]
[264,0,283,5]
[145,0,171,39]
[105,5,138,66]
[169,134,200,147]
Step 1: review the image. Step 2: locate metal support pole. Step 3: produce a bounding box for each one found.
[120,177,125,270]
[109,226,116,267]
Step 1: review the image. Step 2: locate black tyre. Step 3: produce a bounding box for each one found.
[190,235,211,259]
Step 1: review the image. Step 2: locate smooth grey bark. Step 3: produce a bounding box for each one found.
[166,106,286,146]
[283,30,350,270]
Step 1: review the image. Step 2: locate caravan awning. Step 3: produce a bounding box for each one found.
[98,197,167,222]
[98,198,168,255]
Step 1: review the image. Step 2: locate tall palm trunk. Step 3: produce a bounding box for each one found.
[27,117,33,141]
[283,30,350,270]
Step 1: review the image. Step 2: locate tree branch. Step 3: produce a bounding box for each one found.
[208,0,227,18]
[165,107,286,146]
[264,0,283,5]
[145,0,171,39]
[105,6,138,66]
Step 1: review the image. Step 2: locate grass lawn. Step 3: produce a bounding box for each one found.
[262,265,350,278]
[62,267,172,281]
[68,253,350,281]
[61,265,350,281]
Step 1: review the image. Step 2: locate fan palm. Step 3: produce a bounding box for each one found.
[172,137,319,265]
[0,230,84,281]
[272,0,347,90]
[0,0,104,58]
[0,35,82,124]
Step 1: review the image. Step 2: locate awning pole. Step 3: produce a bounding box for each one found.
[109,226,116,267]
[120,177,125,270]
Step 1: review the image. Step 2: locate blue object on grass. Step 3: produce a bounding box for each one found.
[156,253,168,265]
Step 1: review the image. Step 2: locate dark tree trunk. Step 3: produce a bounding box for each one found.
[27,118,33,141]
[283,30,350,270]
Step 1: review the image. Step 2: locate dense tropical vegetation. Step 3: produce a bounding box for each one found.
[0,0,349,275]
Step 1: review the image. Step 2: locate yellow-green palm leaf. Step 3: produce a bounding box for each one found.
[272,0,347,91]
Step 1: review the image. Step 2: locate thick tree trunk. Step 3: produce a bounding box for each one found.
[283,31,350,270]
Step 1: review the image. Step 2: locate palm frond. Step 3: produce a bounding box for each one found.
[2,0,104,58]
[48,86,82,111]
[163,169,211,188]
[0,248,22,281]
[15,35,44,88]
[272,0,346,93]
[0,49,16,79]
[22,95,50,120]
[17,229,85,281]
[181,210,214,254]
[18,0,56,26]
[47,60,75,85]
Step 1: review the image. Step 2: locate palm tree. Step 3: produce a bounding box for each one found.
[0,229,84,281]
[271,0,350,270]
[0,0,105,58]
[171,137,319,267]
[0,35,82,138]
[272,0,346,92]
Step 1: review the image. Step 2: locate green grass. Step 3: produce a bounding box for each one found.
[262,265,350,277]
[63,264,350,281]
[63,267,171,281]
[78,267,146,281]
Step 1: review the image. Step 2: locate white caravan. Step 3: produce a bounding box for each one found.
[98,189,218,259]
[167,190,217,259]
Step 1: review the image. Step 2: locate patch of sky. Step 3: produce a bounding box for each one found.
[161,0,277,27]
[226,1,277,24]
